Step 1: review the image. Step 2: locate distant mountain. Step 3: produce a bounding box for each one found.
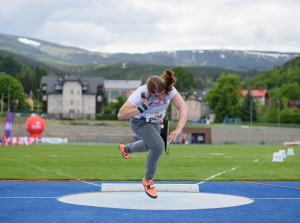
[1,32,299,71]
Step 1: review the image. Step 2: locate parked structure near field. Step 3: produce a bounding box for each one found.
[40,74,104,119]
[104,80,142,103]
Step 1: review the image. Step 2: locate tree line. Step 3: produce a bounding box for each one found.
[0,54,48,112]
[1,51,300,124]
[206,57,300,124]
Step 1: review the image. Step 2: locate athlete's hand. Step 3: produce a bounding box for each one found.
[167,129,181,143]
[142,97,149,107]
[141,92,149,107]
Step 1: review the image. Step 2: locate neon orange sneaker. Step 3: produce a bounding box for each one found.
[119,144,129,159]
[142,177,157,199]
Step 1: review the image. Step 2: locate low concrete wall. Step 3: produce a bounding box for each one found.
[1,124,299,145]
[1,124,135,144]
[212,127,300,145]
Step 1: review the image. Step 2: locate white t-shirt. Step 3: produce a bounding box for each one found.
[128,85,177,122]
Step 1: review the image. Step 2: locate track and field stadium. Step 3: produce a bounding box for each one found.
[0,143,299,222]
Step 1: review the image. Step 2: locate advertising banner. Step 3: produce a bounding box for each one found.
[4,112,14,138]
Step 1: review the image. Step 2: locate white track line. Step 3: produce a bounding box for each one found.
[197,167,237,185]
[0,197,57,199]
[2,158,47,172]
[253,198,300,200]
[2,197,299,200]
[52,171,101,187]
[1,158,101,188]
[81,181,102,187]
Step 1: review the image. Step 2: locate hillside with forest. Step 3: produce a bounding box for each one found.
[0,49,259,91]
[248,57,300,124]
[69,61,259,89]
[253,57,300,101]
[205,57,300,124]
[1,48,300,124]
[1,32,300,71]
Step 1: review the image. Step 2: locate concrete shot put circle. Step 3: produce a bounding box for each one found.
[58,183,254,210]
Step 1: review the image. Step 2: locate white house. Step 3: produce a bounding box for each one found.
[171,90,215,121]
[40,74,104,119]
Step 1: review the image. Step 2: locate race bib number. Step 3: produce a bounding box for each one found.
[146,110,166,123]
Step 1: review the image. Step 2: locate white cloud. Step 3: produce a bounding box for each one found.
[0,0,300,53]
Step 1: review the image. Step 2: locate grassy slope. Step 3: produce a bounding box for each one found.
[0,144,298,181]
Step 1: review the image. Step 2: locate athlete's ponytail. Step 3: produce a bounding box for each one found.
[146,69,177,96]
[161,69,176,95]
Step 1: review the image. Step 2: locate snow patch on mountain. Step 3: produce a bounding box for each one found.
[18,38,41,47]
[244,51,291,59]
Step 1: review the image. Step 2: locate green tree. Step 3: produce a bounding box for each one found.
[265,98,282,123]
[99,95,127,120]
[0,54,22,77]
[240,91,257,122]
[172,66,198,92]
[254,57,300,90]
[206,74,242,121]
[279,82,300,100]
[280,108,300,124]
[16,66,34,95]
[33,67,48,98]
[0,74,28,112]
[111,95,127,118]
[17,94,31,112]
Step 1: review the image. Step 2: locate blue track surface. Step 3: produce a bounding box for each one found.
[0,181,299,223]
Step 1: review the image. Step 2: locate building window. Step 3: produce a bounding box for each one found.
[105,91,110,99]
[52,104,56,112]
[55,85,62,90]
[88,95,91,100]
[97,95,102,102]
[71,89,74,95]
[70,100,74,105]
[52,95,56,99]
[121,91,127,98]
[111,91,119,100]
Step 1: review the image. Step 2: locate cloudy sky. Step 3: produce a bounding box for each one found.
[0,0,299,53]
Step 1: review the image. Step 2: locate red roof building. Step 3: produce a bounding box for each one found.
[288,100,300,109]
[240,87,271,106]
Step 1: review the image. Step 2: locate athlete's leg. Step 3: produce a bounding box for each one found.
[125,118,164,180]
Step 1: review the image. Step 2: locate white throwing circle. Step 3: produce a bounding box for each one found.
[58,192,254,210]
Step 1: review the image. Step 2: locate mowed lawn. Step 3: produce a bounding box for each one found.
[0,144,299,181]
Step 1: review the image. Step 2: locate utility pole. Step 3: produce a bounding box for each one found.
[250,98,253,126]
[37,89,40,115]
[277,100,280,127]
[1,93,3,114]
[8,84,10,112]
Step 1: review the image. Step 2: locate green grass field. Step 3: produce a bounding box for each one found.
[0,144,299,181]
